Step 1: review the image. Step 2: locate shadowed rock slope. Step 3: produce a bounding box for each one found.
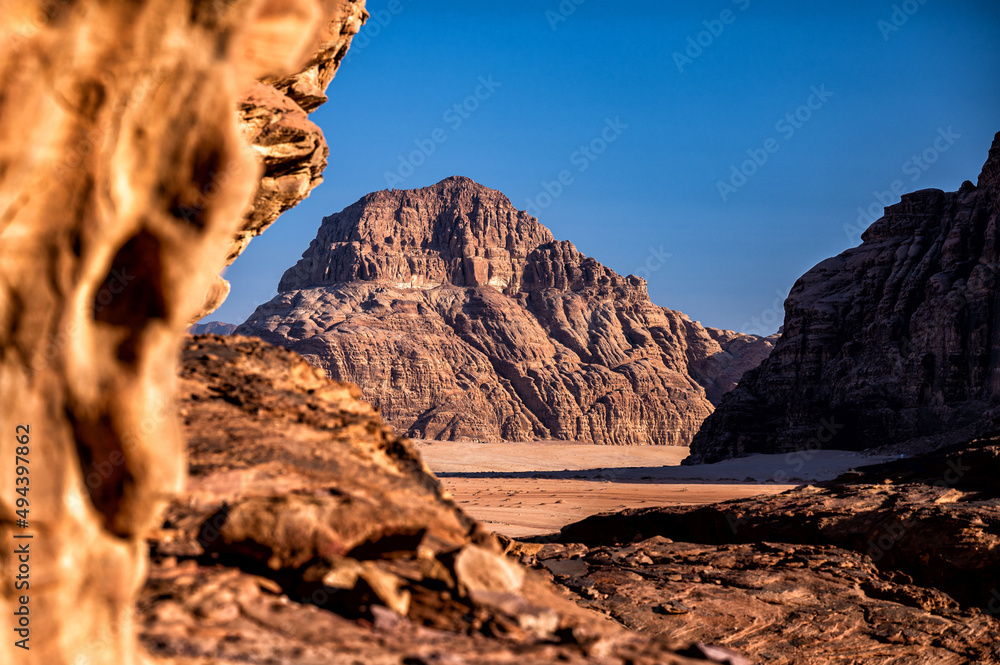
[689,132,1000,464]
[527,437,1000,664]
[238,177,774,445]
[139,335,730,664]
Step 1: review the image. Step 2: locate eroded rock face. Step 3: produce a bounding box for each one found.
[193,0,367,318]
[230,0,367,265]
[689,132,1000,464]
[238,177,773,444]
[138,335,714,665]
[684,327,779,405]
[0,2,360,663]
[536,439,1000,664]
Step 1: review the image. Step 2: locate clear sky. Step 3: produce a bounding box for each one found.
[210,0,1000,334]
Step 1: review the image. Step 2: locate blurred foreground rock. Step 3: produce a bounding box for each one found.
[0,1,363,663]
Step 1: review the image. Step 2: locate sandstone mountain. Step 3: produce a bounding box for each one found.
[688,132,1000,464]
[190,321,237,335]
[238,177,775,445]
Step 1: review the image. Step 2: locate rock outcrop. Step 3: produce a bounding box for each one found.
[531,437,1000,664]
[689,132,1000,464]
[138,335,721,664]
[194,0,367,317]
[238,177,774,445]
[0,2,363,664]
[231,0,367,265]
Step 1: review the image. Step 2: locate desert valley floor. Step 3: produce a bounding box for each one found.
[416,441,893,537]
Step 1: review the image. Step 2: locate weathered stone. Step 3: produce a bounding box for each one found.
[137,334,718,664]
[531,441,1000,664]
[197,0,368,317]
[0,2,354,663]
[453,544,526,594]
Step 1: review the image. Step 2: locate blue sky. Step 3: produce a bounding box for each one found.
[211,0,1000,334]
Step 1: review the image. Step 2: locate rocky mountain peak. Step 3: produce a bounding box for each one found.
[242,178,777,445]
[278,177,555,292]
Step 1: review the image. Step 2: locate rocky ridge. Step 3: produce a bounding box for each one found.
[238,177,775,445]
[689,132,1000,464]
[138,335,733,664]
[189,321,237,335]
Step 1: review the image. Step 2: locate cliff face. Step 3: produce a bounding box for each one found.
[239,177,773,445]
[232,0,368,265]
[688,132,1000,464]
[196,0,368,317]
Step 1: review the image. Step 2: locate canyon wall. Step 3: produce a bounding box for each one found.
[688,132,1000,464]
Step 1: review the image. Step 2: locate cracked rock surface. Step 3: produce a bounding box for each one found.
[528,438,1000,664]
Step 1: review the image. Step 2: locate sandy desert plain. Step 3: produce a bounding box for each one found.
[415,441,895,537]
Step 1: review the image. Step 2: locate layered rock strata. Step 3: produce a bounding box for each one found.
[239,177,774,445]
[689,132,1000,464]
[196,0,368,317]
